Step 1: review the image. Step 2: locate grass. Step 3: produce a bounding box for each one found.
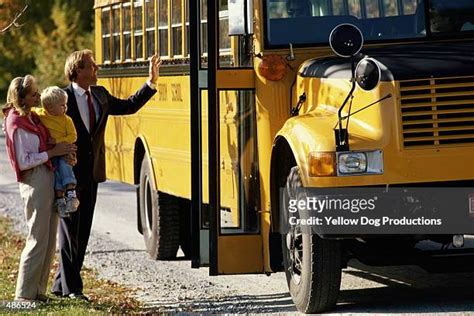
[0,216,143,314]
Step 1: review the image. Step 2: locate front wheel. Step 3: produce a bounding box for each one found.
[282,166,342,313]
[139,156,180,259]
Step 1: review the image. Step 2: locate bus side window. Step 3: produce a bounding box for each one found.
[101,7,111,63]
[123,3,132,61]
[158,0,169,58]
[146,0,156,58]
[112,5,121,62]
[172,0,183,57]
[133,1,144,60]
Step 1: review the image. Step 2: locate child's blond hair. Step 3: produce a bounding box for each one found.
[41,86,68,109]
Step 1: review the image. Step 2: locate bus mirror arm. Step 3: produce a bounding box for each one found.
[334,92,393,151]
[290,92,307,116]
[340,93,393,121]
[334,57,357,152]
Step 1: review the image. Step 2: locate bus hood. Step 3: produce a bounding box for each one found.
[299,40,474,81]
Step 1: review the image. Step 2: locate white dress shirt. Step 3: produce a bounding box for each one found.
[13,128,49,171]
[72,82,100,133]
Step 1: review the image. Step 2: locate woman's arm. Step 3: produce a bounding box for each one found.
[13,128,49,171]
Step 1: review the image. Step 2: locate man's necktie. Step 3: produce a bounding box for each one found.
[85,90,96,132]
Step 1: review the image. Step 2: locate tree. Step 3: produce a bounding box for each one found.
[0,0,94,101]
[33,2,93,87]
[0,3,27,33]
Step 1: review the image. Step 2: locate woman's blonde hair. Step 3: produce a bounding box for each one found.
[64,49,94,82]
[4,75,36,116]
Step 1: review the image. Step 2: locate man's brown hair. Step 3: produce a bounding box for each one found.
[64,49,94,82]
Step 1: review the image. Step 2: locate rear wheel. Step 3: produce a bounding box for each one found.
[282,166,342,313]
[139,157,180,259]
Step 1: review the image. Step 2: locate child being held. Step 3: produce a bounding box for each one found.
[34,86,79,217]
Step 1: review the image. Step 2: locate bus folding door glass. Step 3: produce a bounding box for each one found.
[159,0,169,57]
[200,0,208,66]
[185,0,190,56]
[201,89,210,229]
[134,2,144,59]
[112,6,121,61]
[123,4,132,60]
[219,90,259,233]
[146,0,156,58]
[172,0,183,56]
[101,8,111,63]
[218,0,231,67]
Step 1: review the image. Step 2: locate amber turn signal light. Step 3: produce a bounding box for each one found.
[258,55,288,81]
[308,152,336,177]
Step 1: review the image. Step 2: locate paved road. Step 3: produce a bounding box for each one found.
[1,132,474,313]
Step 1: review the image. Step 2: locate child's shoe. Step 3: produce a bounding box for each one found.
[55,198,68,218]
[65,190,79,213]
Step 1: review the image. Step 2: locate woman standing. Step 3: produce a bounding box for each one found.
[3,75,76,302]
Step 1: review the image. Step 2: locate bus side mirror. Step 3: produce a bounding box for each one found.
[228,0,253,36]
[329,23,363,58]
[355,57,381,91]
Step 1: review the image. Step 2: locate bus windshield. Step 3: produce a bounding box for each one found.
[265,0,474,47]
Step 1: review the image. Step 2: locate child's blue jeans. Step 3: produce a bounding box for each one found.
[52,156,77,191]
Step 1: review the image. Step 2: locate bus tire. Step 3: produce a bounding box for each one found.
[282,166,342,313]
[139,157,180,260]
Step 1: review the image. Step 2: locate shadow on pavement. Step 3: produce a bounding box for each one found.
[143,292,296,314]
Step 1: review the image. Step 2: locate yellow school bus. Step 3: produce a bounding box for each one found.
[94,0,474,312]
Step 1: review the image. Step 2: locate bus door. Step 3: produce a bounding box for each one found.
[190,0,263,274]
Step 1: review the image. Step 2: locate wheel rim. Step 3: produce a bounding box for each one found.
[286,224,303,285]
[144,175,153,233]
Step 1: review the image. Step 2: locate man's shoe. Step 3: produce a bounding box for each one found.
[68,293,89,302]
[35,294,50,303]
[51,291,63,298]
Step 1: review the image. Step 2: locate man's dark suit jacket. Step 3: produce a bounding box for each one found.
[65,83,156,186]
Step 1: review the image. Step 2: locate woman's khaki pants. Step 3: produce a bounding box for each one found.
[15,164,58,299]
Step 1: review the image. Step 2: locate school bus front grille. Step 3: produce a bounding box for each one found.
[399,77,474,148]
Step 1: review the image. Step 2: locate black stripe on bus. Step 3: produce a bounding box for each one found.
[98,61,191,78]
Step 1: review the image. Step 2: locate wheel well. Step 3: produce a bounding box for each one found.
[134,139,146,185]
[134,139,146,234]
[269,136,296,271]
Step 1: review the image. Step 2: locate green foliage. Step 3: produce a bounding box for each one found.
[0,0,94,102]
[34,2,94,88]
